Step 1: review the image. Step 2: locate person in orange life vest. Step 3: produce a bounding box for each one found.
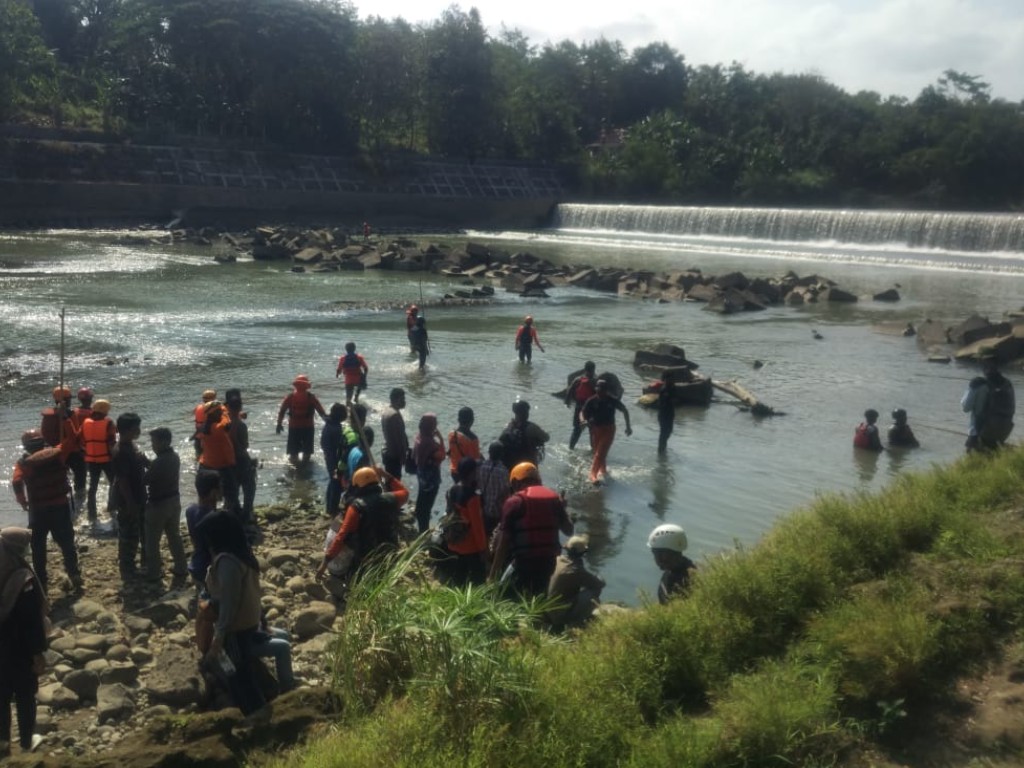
[11,429,83,592]
[277,374,327,464]
[68,386,95,496]
[316,467,408,587]
[580,379,632,484]
[335,342,369,406]
[565,361,597,449]
[80,399,117,522]
[406,305,419,352]
[443,457,489,586]
[488,462,573,598]
[40,386,75,449]
[447,406,481,480]
[198,400,239,513]
[515,315,545,364]
[192,389,216,459]
[853,408,884,452]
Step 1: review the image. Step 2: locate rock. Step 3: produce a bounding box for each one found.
[685,283,719,303]
[285,575,308,594]
[266,549,303,568]
[85,658,111,674]
[124,615,155,635]
[143,648,203,708]
[97,683,136,724]
[131,647,155,666]
[50,635,78,654]
[72,600,107,621]
[293,602,337,640]
[63,669,101,701]
[135,596,191,626]
[38,682,81,710]
[76,633,111,652]
[100,661,139,686]
[66,648,103,665]
[820,287,858,303]
[873,288,901,302]
[107,643,131,661]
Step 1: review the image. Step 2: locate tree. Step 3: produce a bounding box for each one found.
[0,0,56,121]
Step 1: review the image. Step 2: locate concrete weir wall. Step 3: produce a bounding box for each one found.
[0,140,563,228]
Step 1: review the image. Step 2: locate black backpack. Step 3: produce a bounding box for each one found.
[985,376,1015,423]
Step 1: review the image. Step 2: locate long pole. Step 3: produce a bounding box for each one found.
[58,307,66,437]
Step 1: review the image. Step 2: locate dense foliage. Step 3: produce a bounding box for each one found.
[3,0,1023,208]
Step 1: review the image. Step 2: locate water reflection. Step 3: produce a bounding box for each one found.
[569,485,629,570]
[852,449,880,483]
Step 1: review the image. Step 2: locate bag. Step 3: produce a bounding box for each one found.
[404,448,417,475]
[985,378,1015,421]
[439,512,469,546]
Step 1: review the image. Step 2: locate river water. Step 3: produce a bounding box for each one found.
[2,207,1023,604]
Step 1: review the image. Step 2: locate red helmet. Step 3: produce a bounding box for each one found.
[77,387,93,402]
[21,429,45,450]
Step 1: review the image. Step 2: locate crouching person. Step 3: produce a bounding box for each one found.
[546,535,605,632]
[199,512,266,715]
[316,467,408,601]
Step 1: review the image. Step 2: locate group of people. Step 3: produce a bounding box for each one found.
[853,351,1016,454]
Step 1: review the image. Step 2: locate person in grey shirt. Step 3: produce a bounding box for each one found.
[143,427,187,584]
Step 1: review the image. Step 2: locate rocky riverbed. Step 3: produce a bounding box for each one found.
[9,500,365,766]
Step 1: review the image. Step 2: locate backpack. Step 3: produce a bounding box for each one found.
[985,377,1015,422]
[501,420,528,464]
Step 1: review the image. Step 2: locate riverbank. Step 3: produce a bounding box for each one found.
[9,447,1024,766]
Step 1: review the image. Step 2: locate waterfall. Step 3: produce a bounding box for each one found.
[553,204,1024,253]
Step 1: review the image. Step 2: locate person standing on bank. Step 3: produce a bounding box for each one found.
[488,462,573,597]
[412,413,446,533]
[514,315,545,364]
[447,406,481,480]
[962,349,1015,452]
[225,390,257,534]
[143,427,187,584]
[380,388,410,479]
[336,342,369,406]
[565,361,597,450]
[0,528,48,756]
[580,380,633,484]
[11,429,83,593]
[111,412,150,580]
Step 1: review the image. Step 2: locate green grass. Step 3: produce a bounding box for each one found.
[260,447,1024,768]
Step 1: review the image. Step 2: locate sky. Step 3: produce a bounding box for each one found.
[354,0,1024,102]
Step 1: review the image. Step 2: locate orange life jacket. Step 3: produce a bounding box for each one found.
[82,417,114,463]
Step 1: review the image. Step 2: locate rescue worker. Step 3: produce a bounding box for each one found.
[39,386,73,449]
[409,315,430,370]
[405,304,419,352]
[514,315,545,364]
[499,400,550,468]
[69,387,94,498]
[447,406,481,479]
[565,362,597,449]
[11,429,83,592]
[80,398,116,522]
[276,374,327,464]
[853,408,884,452]
[887,408,920,448]
[335,342,369,406]
[648,523,696,604]
[316,467,408,599]
[111,412,150,580]
[441,457,489,586]
[580,380,633,484]
[198,400,238,513]
[488,462,573,598]
[547,535,605,632]
[193,389,216,459]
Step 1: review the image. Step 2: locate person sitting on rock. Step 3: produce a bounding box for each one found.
[853,409,884,452]
[887,408,920,448]
[547,535,605,632]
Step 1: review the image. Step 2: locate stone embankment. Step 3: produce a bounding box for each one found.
[17,501,351,767]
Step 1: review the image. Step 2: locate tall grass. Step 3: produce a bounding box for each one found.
[263,447,1024,768]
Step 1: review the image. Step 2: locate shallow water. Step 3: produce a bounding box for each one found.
[2,223,1022,604]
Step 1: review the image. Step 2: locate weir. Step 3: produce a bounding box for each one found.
[553,204,1024,253]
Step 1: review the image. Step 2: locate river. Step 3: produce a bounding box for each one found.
[2,204,1023,604]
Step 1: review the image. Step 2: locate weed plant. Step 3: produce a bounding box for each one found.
[267,447,1024,768]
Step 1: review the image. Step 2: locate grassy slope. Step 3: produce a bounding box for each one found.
[260,448,1024,767]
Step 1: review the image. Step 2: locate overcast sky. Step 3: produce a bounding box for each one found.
[355,0,1024,102]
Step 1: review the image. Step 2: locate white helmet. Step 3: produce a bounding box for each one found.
[647,524,688,553]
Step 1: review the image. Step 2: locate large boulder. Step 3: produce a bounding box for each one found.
[293,601,337,640]
[873,288,901,302]
[949,314,1011,347]
[97,683,136,724]
[143,647,203,708]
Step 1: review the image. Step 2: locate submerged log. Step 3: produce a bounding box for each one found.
[711,379,779,416]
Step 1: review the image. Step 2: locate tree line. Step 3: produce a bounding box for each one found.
[2,0,1023,210]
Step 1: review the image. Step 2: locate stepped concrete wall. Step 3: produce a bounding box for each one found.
[0,140,562,228]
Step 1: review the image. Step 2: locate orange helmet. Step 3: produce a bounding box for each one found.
[21,429,45,450]
[352,467,379,489]
[52,386,72,402]
[524,315,533,324]
[509,462,539,484]
[293,375,311,389]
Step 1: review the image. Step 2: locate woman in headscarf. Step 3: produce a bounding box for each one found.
[412,413,445,533]
[0,528,47,754]
[198,512,266,715]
